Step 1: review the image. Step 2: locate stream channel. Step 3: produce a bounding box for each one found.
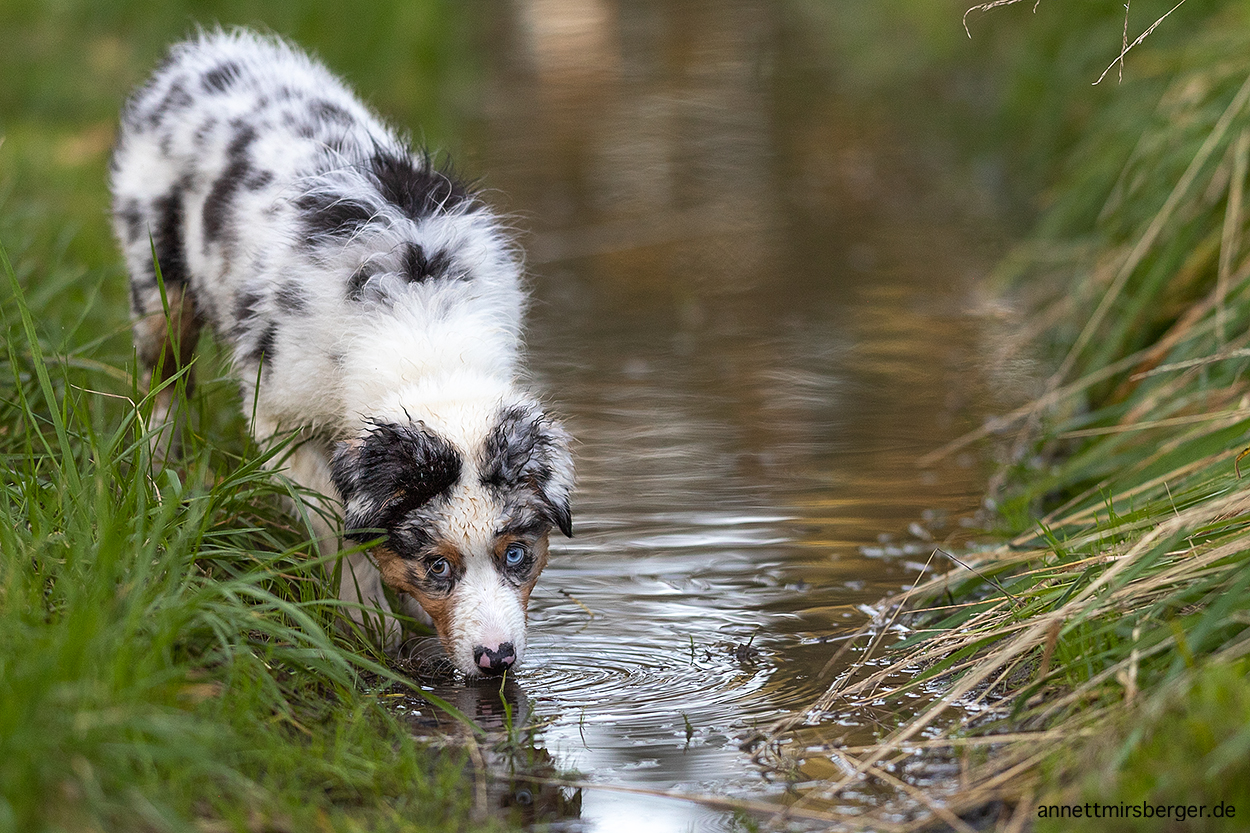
[389,2,1026,830]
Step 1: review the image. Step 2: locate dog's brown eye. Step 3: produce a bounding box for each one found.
[428,557,451,578]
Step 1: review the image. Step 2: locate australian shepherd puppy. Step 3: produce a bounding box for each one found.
[109,30,574,677]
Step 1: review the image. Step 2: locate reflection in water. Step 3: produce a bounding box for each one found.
[402,1,1015,830]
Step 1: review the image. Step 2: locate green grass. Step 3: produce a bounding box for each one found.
[754,4,1250,829]
[1038,658,1250,832]
[0,3,506,831]
[973,6,1250,821]
[899,1,1250,824]
[0,240,493,831]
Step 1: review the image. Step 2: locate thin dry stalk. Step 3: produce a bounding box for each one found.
[1213,627,1250,661]
[834,729,1097,756]
[812,602,1023,707]
[1119,1,1130,84]
[941,279,1245,476]
[953,746,1047,803]
[1003,787,1036,833]
[1099,83,1193,223]
[963,0,1041,38]
[1108,533,1250,603]
[766,740,963,831]
[1118,286,1229,399]
[1020,531,1250,722]
[779,423,1250,829]
[1037,618,1062,683]
[1056,406,1250,438]
[1133,346,1250,380]
[825,652,989,710]
[974,650,1043,708]
[1094,0,1191,85]
[1119,625,1143,704]
[1218,129,1250,342]
[988,290,1074,365]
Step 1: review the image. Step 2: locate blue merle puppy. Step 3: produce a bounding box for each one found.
[110,30,574,677]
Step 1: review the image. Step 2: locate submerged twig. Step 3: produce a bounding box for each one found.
[559,589,596,620]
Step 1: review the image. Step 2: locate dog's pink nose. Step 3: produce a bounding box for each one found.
[473,642,516,675]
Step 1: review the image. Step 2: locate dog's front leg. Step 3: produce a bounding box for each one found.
[336,547,403,649]
[271,435,404,650]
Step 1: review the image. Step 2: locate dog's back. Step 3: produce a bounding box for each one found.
[110,29,525,438]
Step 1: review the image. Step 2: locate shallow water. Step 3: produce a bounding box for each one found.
[396,2,1017,829]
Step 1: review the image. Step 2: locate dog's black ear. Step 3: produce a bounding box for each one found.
[481,404,575,537]
[330,422,462,541]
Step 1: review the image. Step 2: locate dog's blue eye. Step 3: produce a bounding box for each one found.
[504,543,526,567]
[428,557,451,578]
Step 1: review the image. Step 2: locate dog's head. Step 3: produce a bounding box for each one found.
[330,401,573,676]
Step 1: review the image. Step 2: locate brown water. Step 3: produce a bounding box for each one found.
[394,2,1020,829]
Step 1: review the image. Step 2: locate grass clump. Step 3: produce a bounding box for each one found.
[755,3,1250,829]
[0,237,490,831]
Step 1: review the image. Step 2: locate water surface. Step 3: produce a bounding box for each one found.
[398,3,1015,829]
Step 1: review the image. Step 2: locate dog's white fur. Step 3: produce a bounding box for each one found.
[109,30,573,676]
